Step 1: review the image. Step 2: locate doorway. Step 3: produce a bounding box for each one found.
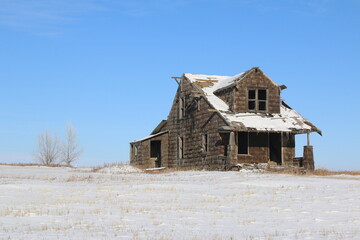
[150,141,161,168]
[269,133,282,165]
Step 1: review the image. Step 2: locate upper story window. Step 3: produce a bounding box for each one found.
[248,89,267,112]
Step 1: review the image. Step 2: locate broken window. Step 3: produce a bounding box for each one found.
[237,132,249,154]
[248,89,267,112]
[202,133,208,153]
[178,136,184,159]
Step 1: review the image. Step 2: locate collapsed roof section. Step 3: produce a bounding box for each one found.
[184,68,321,135]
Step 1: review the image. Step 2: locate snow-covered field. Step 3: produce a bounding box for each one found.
[1,165,359,240]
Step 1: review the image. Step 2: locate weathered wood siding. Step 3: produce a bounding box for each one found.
[166,77,229,169]
[282,133,295,166]
[130,68,306,169]
[130,133,168,168]
[216,68,281,114]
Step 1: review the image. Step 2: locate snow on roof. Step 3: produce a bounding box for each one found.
[184,71,317,133]
[212,72,247,92]
[223,105,313,133]
[184,73,234,112]
[132,131,168,143]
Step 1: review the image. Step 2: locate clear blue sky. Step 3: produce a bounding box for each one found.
[0,0,359,169]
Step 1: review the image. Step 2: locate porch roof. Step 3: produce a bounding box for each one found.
[131,131,168,143]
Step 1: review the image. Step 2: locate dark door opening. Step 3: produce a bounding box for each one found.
[269,133,282,165]
[150,141,161,168]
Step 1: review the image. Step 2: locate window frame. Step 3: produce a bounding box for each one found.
[247,89,268,112]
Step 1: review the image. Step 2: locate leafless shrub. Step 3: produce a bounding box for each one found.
[34,129,60,165]
[0,163,65,168]
[60,123,83,166]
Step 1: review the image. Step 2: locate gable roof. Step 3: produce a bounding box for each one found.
[151,120,167,135]
[184,67,321,135]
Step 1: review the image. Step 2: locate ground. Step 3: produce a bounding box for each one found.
[0,165,359,240]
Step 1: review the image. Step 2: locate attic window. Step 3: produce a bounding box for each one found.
[248,89,267,112]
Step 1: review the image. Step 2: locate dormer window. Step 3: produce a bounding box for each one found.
[248,89,267,112]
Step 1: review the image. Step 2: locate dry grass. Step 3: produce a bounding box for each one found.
[0,163,71,168]
[310,168,360,176]
[267,167,360,176]
[142,165,216,174]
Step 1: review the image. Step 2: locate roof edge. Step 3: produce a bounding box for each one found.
[131,131,169,143]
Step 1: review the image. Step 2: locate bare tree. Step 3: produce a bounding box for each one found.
[60,123,83,166]
[34,129,60,165]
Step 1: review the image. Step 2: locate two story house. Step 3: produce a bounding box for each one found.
[130,67,321,170]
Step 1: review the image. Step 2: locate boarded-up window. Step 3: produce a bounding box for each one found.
[202,133,208,153]
[238,132,249,154]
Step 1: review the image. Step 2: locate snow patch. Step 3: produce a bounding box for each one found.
[97,165,143,174]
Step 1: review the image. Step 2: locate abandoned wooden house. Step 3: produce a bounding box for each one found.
[130,67,321,170]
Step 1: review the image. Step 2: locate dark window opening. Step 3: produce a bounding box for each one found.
[238,132,249,154]
[202,133,208,153]
[248,90,256,99]
[248,89,267,112]
[269,133,282,165]
[248,101,256,110]
[259,101,266,111]
[150,141,161,168]
[258,89,267,100]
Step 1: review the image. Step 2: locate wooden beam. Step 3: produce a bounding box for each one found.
[171,77,181,86]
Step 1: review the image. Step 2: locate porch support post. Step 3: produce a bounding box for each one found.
[229,131,235,146]
[303,145,314,170]
[227,131,237,170]
[307,132,311,146]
